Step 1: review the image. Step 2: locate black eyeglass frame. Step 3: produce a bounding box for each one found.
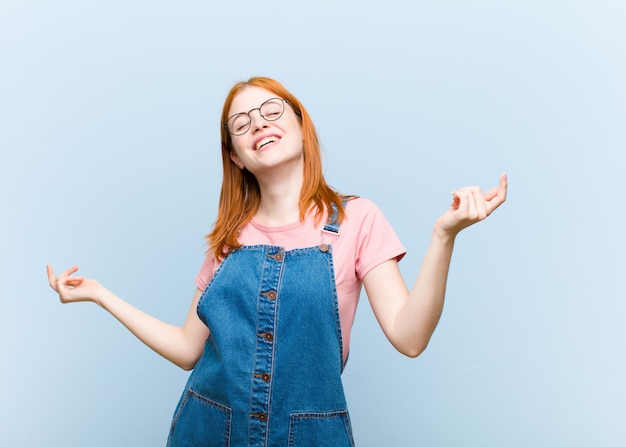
[224,97,292,136]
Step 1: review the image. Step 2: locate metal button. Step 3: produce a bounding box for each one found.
[251,413,268,422]
[254,372,271,382]
[320,243,329,252]
[250,372,268,383]
[260,332,273,342]
[273,252,284,261]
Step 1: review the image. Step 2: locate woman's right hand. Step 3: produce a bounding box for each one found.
[47,265,103,305]
[46,265,209,369]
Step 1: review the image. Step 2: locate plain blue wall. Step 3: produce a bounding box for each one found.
[1,1,624,445]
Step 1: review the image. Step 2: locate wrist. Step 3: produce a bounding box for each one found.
[433,219,458,246]
[92,282,110,308]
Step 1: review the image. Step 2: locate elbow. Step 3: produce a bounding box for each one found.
[178,357,199,371]
[400,347,425,359]
[179,363,195,371]
[175,354,200,371]
[398,341,429,359]
[173,342,205,370]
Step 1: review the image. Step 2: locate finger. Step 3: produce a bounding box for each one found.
[484,186,498,201]
[466,188,479,219]
[455,187,483,220]
[484,173,508,200]
[50,265,81,292]
[486,172,508,214]
[497,172,508,201]
[471,188,488,220]
[454,190,470,216]
[66,277,84,287]
[450,192,461,209]
[60,265,80,279]
[47,264,57,290]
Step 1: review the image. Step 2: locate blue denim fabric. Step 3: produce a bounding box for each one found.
[167,221,354,446]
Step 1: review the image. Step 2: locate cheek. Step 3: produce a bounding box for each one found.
[290,123,303,143]
[229,138,246,156]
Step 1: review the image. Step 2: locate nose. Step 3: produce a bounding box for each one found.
[249,109,267,133]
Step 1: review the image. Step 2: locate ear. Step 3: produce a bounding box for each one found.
[229,151,245,170]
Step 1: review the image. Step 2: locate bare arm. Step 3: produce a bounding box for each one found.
[47,265,209,370]
[363,173,508,358]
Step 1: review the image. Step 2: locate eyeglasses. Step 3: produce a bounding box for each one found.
[225,97,288,136]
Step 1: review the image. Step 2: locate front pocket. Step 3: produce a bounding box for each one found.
[288,411,355,447]
[167,389,231,447]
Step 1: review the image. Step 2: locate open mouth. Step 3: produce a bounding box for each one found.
[255,136,279,151]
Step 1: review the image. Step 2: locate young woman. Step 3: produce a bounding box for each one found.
[48,77,507,446]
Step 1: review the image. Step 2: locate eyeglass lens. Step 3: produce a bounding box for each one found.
[228,98,285,135]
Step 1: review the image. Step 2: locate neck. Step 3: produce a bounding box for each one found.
[254,163,305,226]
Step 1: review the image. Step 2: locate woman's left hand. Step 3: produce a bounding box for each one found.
[435,173,508,241]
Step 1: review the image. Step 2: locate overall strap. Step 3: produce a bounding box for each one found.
[323,206,340,234]
[322,199,347,234]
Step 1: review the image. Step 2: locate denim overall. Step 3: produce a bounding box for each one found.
[167,214,355,447]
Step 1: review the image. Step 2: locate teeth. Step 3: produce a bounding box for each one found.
[256,137,276,150]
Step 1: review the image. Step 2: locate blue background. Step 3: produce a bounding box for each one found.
[1,1,624,445]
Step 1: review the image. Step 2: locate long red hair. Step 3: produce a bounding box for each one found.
[207,77,347,260]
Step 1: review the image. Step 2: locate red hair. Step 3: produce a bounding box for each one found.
[207,77,347,260]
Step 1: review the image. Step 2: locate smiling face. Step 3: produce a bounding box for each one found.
[227,86,303,176]
[210,77,335,258]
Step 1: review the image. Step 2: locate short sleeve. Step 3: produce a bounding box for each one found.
[349,198,406,279]
[195,253,217,291]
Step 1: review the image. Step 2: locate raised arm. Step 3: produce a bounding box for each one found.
[363,173,507,357]
[47,265,209,370]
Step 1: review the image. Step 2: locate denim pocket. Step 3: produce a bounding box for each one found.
[167,389,231,447]
[288,410,355,447]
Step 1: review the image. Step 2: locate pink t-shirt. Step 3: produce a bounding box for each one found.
[195,197,406,361]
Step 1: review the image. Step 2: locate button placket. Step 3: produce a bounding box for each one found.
[249,248,284,446]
